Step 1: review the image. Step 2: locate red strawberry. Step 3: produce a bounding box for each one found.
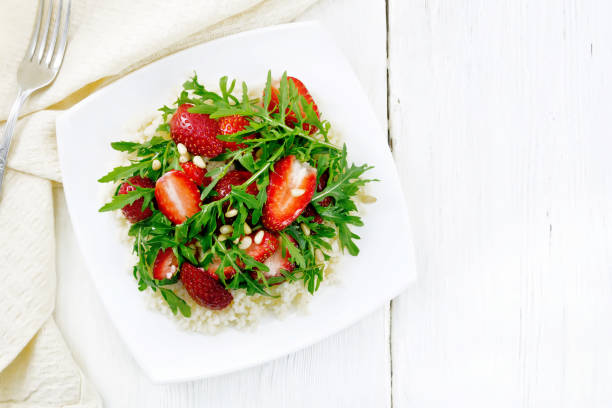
[118,176,154,223]
[206,230,278,280]
[301,170,333,224]
[302,205,323,224]
[180,162,212,187]
[267,76,320,134]
[262,155,316,231]
[155,170,202,224]
[180,262,233,310]
[213,170,258,201]
[316,170,333,207]
[153,247,178,280]
[218,115,256,152]
[170,104,223,158]
[236,230,279,268]
[205,257,237,281]
[254,235,296,280]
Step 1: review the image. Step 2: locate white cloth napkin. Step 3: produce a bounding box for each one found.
[0,0,317,405]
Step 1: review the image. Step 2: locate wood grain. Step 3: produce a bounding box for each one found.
[389,1,612,407]
[53,0,391,407]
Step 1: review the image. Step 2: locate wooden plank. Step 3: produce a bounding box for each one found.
[389,0,612,406]
[53,0,391,407]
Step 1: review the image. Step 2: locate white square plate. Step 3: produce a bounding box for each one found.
[57,21,416,383]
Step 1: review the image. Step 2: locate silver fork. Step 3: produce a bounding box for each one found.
[0,0,71,196]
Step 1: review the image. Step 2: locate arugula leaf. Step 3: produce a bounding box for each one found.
[98,187,154,212]
[160,288,191,317]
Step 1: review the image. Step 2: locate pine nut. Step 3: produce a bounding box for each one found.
[177,143,188,155]
[218,234,228,242]
[315,249,324,263]
[300,223,311,236]
[233,237,240,244]
[152,159,162,170]
[253,230,264,244]
[239,236,253,250]
[244,223,252,235]
[360,194,377,203]
[220,225,233,234]
[255,148,263,159]
[179,155,189,163]
[291,188,305,197]
[225,208,238,218]
[193,155,206,169]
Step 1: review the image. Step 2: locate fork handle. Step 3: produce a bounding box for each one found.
[0,90,31,197]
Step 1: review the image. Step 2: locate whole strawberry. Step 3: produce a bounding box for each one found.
[118,176,154,223]
[181,262,233,310]
[170,103,223,158]
[218,115,255,151]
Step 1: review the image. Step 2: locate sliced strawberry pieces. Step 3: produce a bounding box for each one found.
[180,262,233,310]
[155,170,202,224]
[218,115,256,152]
[207,230,278,279]
[180,161,212,187]
[170,103,223,158]
[267,76,320,134]
[205,257,237,281]
[302,170,332,223]
[212,170,258,201]
[236,230,278,268]
[262,155,317,231]
[153,247,179,280]
[255,235,296,280]
[118,176,154,223]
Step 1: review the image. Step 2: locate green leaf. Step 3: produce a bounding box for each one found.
[98,187,154,212]
[160,288,191,317]
[111,141,139,152]
[98,161,151,183]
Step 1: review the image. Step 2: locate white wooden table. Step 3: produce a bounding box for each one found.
[53,1,612,406]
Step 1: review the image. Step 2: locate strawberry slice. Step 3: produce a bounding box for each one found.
[236,230,279,268]
[170,104,223,158]
[212,170,258,201]
[302,170,332,223]
[262,155,316,231]
[180,262,233,310]
[206,230,278,280]
[153,247,178,280]
[218,115,256,152]
[205,257,237,281]
[253,235,296,280]
[155,170,202,224]
[267,76,320,134]
[180,162,212,187]
[118,176,154,223]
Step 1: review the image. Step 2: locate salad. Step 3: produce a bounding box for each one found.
[98,72,374,318]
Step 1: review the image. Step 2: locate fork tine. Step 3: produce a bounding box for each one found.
[44,0,62,66]
[35,0,52,63]
[25,0,44,61]
[50,0,70,71]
